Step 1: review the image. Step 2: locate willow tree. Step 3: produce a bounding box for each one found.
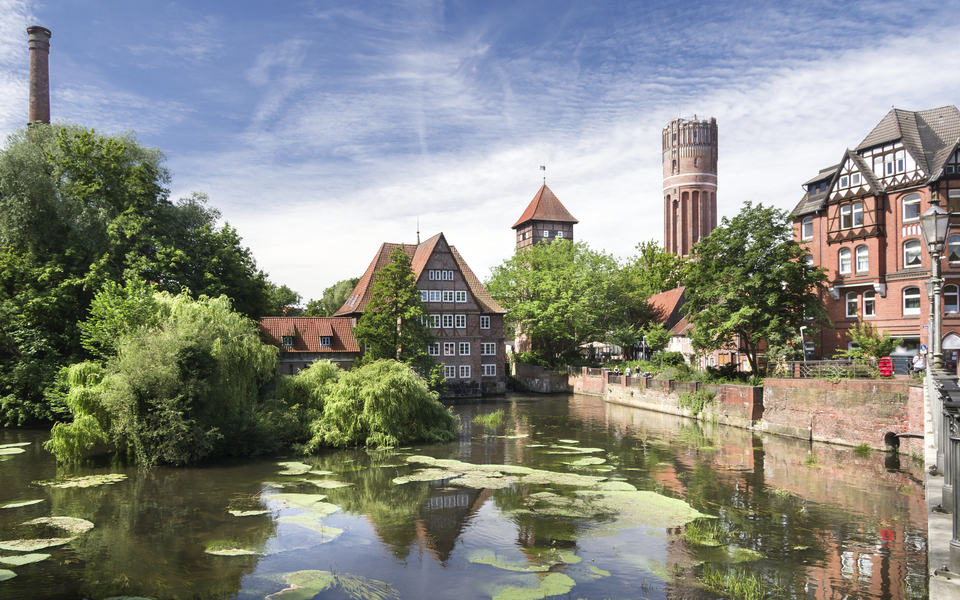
[45,290,278,465]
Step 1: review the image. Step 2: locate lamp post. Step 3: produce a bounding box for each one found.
[920,193,950,370]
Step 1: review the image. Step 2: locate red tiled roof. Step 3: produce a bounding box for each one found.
[647,286,686,324]
[512,184,578,229]
[259,317,360,353]
[334,232,506,317]
[670,316,692,336]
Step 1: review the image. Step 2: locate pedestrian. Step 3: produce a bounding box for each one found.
[625,365,632,378]
[912,351,926,373]
[614,366,620,376]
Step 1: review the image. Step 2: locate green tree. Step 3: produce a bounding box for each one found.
[623,240,687,299]
[305,277,360,317]
[681,201,828,373]
[79,277,158,359]
[486,240,622,362]
[642,322,671,353]
[835,320,901,360]
[264,284,303,316]
[45,290,278,465]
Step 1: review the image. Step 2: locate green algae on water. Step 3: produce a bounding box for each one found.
[267,570,400,600]
[563,457,606,467]
[34,473,127,488]
[466,549,550,572]
[277,514,344,541]
[23,516,94,534]
[276,462,313,475]
[305,479,354,489]
[266,494,339,517]
[491,572,576,600]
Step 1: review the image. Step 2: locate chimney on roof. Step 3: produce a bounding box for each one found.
[27,26,51,125]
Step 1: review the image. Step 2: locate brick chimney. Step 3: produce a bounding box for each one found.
[27,26,51,125]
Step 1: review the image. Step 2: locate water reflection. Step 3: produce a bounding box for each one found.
[0,394,928,599]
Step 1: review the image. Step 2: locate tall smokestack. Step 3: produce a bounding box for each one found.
[27,26,51,125]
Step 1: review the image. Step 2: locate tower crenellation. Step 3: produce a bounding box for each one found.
[662,116,718,256]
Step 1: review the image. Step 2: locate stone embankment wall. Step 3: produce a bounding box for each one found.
[559,365,924,453]
[512,363,571,393]
[763,378,923,454]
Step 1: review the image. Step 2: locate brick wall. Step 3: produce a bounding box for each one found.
[512,362,571,393]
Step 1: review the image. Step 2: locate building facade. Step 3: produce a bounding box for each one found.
[259,317,361,374]
[663,116,718,256]
[512,184,578,251]
[792,106,960,368]
[336,232,508,395]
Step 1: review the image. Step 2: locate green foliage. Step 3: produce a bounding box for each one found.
[642,322,671,353]
[79,277,158,359]
[658,351,687,367]
[834,320,901,360]
[699,565,782,600]
[474,409,505,428]
[682,201,829,373]
[623,240,687,299]
[854,443,871,457]
[301,360,456,450]
[45,291,279,465]
[264,284,303,316]
[487,240,623,361]
[678,390,715,415]
[305,278,360,317]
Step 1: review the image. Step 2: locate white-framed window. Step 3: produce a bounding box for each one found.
[556,231,564,238]
[320,336,331,347]
[442,314,454,328]
[949,189,960,213]
[851,173,861,186]
[459,365,471,379]
[946,285,960,314]
[459,342,470,355]
[480,316,491,329]
[543,230,550,237]
[839,248,851,274]
[443,291,454,303]
[903,287,921,315]
[481,343,496,356]
[446,270,455,280]
[845,291,858,318]
[840,175,848,188]
[801,216,813,240]
[885,153,895,175]
[429,270,436,280]
[455,291,467,303]
[863,290,875,317]
[420,290,428,302]
[895,149,906,173]
[429,290,442,302]
[455,314,466,328]
[481,364,496,377]
[281,336,295,347]
[949,234,960,263]
[444,365,456,378]
[904,239,922,268]
[856,245,869,273]
[364,343,372,352]
[903,193,921,221]
[443,342,455,356]
[840,203,863,229]
[852,202,863,227]
[430,314,440,328]
[427,343,440,356]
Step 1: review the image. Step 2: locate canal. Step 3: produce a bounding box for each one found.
[0,393,927,599]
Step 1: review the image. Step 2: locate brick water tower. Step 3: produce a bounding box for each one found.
[662,116,717,256]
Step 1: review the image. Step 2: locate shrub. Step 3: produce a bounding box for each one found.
[678,390,716,415]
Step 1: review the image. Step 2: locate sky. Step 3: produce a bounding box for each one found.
[1,0,959,303]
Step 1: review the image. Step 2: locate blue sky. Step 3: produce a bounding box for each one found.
[1,0,959,302]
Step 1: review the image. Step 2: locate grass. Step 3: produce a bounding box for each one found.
[684,519,734,547]
[473,409,505,428]
[699,565,783,600]
[854,443,871,457]
[804,453,819,466]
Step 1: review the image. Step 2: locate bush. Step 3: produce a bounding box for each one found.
[678,390,716,415]
[657,351,687,367]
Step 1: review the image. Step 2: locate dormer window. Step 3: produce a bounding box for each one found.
[281,336,294,347]
[320,336,331,347]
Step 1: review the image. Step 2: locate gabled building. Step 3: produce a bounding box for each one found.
[512,184,578,250]
[336,232,508,395]
[792,106,960,366]
[259,317,361,374]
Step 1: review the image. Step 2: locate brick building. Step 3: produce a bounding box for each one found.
[259,317,361,374]
[336,232,507,395]
[792,106,960,366]
[663,116,718,256]
[512,184,578,250]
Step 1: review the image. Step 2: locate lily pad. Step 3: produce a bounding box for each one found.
[491,572,576,600]
[467,549,550,572]
[557,439,580,444]
[0,442,30,448]
[23,517,94,534]
[35,474,127,488]
[277,514,344,542]
[0,538,74,551]
[496,434,529,439]
[308,470,335,476]
[228,509,272,517]
[277,462,313,476]
[402,456,608,490]
[267,494,339,517]
[205,548,262,556]
[305,480,354,489]
[0,500,44,509]
[0,553,49,566]
[267,570,399,600]
[0,569,15,581]
[564,457,606,467]
[545,445,604,454]
[0,448,25,456]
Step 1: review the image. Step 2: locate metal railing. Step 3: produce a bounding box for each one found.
[929,367,960,576]
[767,359,912,379]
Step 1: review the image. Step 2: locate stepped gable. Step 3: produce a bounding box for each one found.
[259,317,359,352]
[512,184,578,229]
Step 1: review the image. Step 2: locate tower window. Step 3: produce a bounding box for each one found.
[694,158,698,167]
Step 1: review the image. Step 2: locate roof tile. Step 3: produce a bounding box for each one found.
[512,184,578,229]
[259,317,360,353]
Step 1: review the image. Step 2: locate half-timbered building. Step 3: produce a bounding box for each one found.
[792,106,960,367]
[335,232,508,395]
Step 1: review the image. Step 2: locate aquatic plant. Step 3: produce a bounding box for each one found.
[678,390,716,415]
[698,564,783,600]
[854,443,871,457]
[266,569,399,600]
[683,519,734,547]
[474,409,505,428]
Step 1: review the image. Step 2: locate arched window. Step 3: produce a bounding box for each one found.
[903,193,921,221]
[946,285,959,314]
[863,290,876,317]
[856,245,868,273]
[903,287,921,315]
[802,216,813,240]
[949,234,960,263]
[904,240,922,268]
[845,291,858,318]
[839,248,851,274]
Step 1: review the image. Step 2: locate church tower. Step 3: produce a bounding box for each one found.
[663,116,718,256]
[512,184,578,251]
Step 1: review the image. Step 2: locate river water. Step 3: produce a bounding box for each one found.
[0,393,927,599]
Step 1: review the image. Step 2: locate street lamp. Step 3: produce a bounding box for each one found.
[920,193,951,370]
[799,326,807,363]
